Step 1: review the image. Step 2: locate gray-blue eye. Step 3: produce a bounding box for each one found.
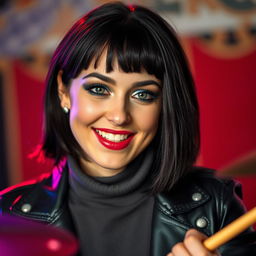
[132,89,159,102]
[83,84,110,96]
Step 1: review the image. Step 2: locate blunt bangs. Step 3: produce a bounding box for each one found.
[104,24,164,79]
[56,5,164,84]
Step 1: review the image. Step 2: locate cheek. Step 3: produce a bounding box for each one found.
[69,94,103,126]
[134,105,161,133]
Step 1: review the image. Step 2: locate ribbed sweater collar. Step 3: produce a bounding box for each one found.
[68,146,154,199]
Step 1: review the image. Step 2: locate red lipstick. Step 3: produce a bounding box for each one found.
[93,128,135,150]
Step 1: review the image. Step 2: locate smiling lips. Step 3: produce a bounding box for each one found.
[93,128,135,150]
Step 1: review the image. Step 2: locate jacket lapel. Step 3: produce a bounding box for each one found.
[9,165,77,236]
[151,183,210,256]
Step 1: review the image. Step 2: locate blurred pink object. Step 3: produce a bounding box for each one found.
[0,215,78,256]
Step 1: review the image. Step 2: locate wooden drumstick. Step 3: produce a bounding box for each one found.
[203,207,256,251]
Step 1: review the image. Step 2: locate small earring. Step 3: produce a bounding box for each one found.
[63,106,69,114]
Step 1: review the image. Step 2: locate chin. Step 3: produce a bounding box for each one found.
[100,162,126,171]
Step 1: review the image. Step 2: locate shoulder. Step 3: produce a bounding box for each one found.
[170,166,244,210]
[179,166,242,198]
[155,167,256,254]
[157,166,245,221]
[0,167,63,215]
[156,166,247,234]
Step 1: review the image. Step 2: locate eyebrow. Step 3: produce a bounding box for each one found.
[82,72,161,88]
[83,72,115,84]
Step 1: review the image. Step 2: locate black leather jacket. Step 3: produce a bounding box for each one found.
[0,166,255,256]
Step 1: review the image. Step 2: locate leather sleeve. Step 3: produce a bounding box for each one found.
[217,179,256,255]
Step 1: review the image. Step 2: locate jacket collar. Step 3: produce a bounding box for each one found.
[11,166,71,224]
[10,165,210,225]
[156,185,210,216]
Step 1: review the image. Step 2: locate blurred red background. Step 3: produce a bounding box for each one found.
[1,0,256,213]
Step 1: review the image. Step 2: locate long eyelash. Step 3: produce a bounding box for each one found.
[83,83,110,96]
[133,89,159,102]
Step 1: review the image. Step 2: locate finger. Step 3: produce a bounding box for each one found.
[171,242,192,256]
[184,229,216,256]
[185,229,208,240]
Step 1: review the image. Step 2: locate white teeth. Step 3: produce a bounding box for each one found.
[107,133,115,141]
[115,134,121,142]
[95,129,129,142]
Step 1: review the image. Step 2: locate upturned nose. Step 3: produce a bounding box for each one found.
[105,99,131,126]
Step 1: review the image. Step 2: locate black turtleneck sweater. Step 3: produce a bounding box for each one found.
[68,148,155,256]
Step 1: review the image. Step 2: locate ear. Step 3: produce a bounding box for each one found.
[57,70,71,109]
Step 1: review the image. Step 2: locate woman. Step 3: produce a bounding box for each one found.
[0,2,255,256]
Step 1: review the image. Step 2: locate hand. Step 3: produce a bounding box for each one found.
[167,229,219,256]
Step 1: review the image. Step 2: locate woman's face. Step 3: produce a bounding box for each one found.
[58,53,162,177]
